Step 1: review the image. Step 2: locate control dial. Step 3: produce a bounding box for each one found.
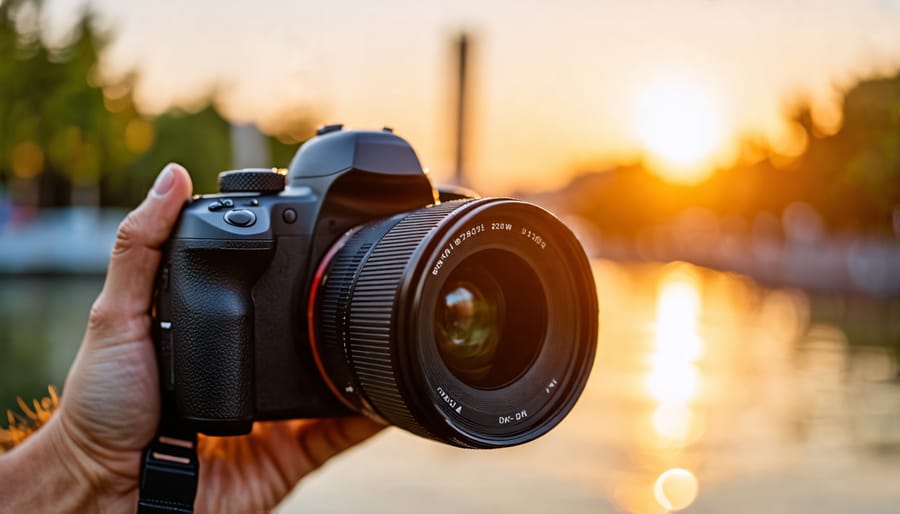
[218,168,286,194]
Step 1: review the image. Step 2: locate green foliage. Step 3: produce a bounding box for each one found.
[796,77,900,231]
[0,0,309,208]
[0,0,137,205]
[111,106,233,206]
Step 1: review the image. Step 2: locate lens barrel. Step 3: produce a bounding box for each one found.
[309,198,597,448]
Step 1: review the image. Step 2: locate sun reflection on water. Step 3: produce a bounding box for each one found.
[609,263,710,514]
[645,266,704,511]
[597,260,856,514]
[647,265,705,450]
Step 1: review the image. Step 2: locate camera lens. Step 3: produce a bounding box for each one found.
[310,198,597,448]
[435,272,504,386]
[434,250,546,390]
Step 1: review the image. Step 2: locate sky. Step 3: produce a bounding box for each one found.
[38,0,900,193]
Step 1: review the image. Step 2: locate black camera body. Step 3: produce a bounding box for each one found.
[154,125,597,448]
[155,125,437,435]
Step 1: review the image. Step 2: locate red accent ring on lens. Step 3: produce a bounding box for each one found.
[307,229,359,411]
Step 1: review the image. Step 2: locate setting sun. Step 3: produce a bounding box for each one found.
[635,79,724,184]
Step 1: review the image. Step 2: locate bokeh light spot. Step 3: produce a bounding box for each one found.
[11,141,44,179]
[654,468,699,511]
[125,118,156,154]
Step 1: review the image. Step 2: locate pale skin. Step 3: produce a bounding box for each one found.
[0,164,384,513]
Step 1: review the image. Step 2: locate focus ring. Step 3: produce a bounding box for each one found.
[341,201,471,440]
[318,239,371,355]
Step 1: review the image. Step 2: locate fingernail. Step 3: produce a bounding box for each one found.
[151,164,176,198]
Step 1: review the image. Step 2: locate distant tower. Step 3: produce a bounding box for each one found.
[453,33,470,187]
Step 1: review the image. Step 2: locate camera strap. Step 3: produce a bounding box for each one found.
[137,420,199,513]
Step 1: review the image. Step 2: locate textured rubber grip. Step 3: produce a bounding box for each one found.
[167,239,273,433]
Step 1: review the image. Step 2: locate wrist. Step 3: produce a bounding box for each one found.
[0,414,93,512]
[0,413,136,513]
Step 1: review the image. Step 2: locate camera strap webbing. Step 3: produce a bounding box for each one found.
[137,419,199,513]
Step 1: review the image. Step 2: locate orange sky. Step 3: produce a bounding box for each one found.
[42,0,900,193]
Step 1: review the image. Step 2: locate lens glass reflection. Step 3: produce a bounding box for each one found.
[434,249,546,389]
[436,273,504,384]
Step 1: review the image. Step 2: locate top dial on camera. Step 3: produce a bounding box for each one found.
[217,168,286,194]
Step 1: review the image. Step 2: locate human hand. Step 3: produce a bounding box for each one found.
[0,164,384,513]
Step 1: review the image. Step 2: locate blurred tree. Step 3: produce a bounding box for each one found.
[114,105,233,204]
[0,0,140,207]
[793,75,900,233]
[0,0,312,209]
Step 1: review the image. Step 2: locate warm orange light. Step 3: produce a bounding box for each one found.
[654,278,703,361]
[125,118,156,153]
[651,404,692,441]
[647,268,705,400]
[654,468,699,511]
[11,141,44,179]
[646,359,698,404]
[635,79,723,184]
[646,265,706,445]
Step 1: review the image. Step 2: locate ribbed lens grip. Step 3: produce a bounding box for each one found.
[325,201,471,440]
[317,240,370,352]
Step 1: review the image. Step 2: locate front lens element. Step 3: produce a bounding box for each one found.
[435,249,547,390]
[435,274,502,384]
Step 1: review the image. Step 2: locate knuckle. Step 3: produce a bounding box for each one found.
[296,431,320,469]
[322,428,344,455]
[112,211,143,256]
[87,299,110,332]
[331,420,354,448]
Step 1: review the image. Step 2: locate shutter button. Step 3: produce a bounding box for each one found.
[224,209,256,227]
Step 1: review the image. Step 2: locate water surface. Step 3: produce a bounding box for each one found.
[1,261,898,513]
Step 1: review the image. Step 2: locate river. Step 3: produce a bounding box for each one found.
[1,260,898,513]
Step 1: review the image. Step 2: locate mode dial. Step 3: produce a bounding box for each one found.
[218,168,286,194]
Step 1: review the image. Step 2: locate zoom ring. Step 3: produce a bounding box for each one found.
[341,201,472,441]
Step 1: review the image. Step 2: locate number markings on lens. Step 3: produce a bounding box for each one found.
[498,409,528,425]
[520,227,547,250]
[453,223,486,246]
[545,377,559,394]
[431,243,455,276]
[430,223,486,276]
[436,385,463,414]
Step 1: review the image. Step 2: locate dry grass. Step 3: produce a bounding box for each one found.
[0,386,59,453]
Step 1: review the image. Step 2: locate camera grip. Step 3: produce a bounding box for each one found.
[165,239,273,434]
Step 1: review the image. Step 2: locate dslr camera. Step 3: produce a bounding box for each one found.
[153,125,597,448]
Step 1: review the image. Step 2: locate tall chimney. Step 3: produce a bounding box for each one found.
[453,33,470,187]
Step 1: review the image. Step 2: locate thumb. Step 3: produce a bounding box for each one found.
[89,163,193,340]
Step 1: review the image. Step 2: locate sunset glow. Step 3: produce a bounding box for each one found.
[635,79,725,184]
[44,0,898,193]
